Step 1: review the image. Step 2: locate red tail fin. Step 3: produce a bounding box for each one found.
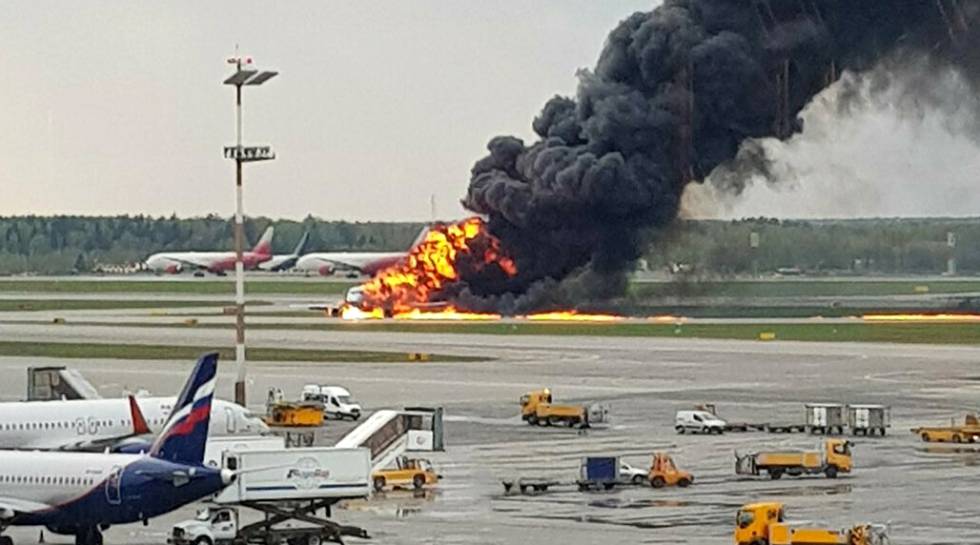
[128,395,152,435]
[252,226,275,255]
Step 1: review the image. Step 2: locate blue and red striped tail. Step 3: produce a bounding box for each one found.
[150,352,218,464]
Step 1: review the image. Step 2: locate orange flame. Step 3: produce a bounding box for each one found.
[521,311,625,322]
[355,217,516,315]
[862,313,980,322]
[392,307,502,321]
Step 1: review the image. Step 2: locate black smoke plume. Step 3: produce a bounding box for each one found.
[456,0,980,314]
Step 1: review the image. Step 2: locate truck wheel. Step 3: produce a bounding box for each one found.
[651,476,666,489]
[193,538,213,545]
[677,478,691,488]
[413,474,426,489]
[825,466,838,479]
[921,432,930,442]
[603,482,615,491]
[307,536,321,545]
[631,474,645,486]
[373,476,386,491]
[953,434,963,443]
[769,470,783,480]
[527,415,538,426]
[520,484,529,494]
[675,426,685,434]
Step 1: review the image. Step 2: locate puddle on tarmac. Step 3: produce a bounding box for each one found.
[342,489,439,518]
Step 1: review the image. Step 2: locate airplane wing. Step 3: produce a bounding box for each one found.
[0,497,54,519]
[55,395,154,452]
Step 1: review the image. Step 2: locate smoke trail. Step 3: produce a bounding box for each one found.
[456,0,980,314]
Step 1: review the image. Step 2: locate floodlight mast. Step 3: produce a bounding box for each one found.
[223,53,277,406]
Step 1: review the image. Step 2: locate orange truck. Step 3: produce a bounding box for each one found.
[911,413,980,443]
[520,389,607,428]
[734,502,887,545]
[735,439,852,480]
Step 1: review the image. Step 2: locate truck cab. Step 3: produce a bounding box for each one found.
[302,385,362,420]
[170,507,239,545]
[735,502,785,545]
[824,438,853,474]
[520,389,550,418]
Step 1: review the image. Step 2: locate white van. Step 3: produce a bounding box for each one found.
[674,410,727,434]
[301,385,363,420]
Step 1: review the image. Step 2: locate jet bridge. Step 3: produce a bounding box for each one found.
[335,407,444,471]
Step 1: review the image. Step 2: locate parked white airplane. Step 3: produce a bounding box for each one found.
[0,396,267,451]
[145,226,274,275]
[258,231,309,272]
[295,227,427,277]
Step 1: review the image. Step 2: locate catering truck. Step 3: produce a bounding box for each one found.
[170,447,372,545]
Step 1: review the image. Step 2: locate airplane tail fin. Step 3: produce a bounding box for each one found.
[252,226,275,255]
[128,395,152,435]
[292,231,310,256]
[410,226,430,249]
[149,352,218,465]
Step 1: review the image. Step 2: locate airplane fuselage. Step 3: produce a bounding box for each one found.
[295,252,405,276]
[145,251,271,274]
[1,451,224,530]
[0,397,265,450]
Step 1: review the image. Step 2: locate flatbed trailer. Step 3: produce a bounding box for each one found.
[501,477,623,494]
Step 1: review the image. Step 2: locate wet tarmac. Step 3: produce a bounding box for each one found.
[0,313,979,544]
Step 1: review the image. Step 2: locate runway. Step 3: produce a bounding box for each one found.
[1,317,979,544]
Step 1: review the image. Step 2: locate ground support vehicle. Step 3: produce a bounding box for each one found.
[735,439,852,480]
[265,388,324,427]
[170,447,371,545]
[302,385,362,420]
[805,403,846,435]
[372,456,440,491]
[847,405,890,436]
[734,502,888,545]
[520,389,607,429]
[501,456,625,494]
[762,423,808,434]
[648,452,693,488]
[675,409,728,434]
[693,404,803,434]
[911,413,980,443]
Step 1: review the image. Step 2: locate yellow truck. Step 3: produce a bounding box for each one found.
[372,456,440,491]
[911,413,980,443]
[734,502,887,545]
[735,439,852,480]
[264,388,324,427]
[520,389,606,428]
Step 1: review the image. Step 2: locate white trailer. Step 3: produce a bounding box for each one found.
[171,447,371,545]
[202,435,286,468]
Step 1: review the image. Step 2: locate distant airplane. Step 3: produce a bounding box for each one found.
[295,227,427,277]
[258,231,309,272]
[144,226,274,275]
[0,353,233,545]
[0,393,267,452]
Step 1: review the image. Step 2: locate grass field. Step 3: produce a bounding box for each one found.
[3,278,980,299]
[0,279,351,296]
[307,321,980,344]
[630,279,980,298]
[13,319,980,345]
[0,299,247,312]
[0,341,486,363]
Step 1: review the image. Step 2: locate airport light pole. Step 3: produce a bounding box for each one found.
[223,53,277,406]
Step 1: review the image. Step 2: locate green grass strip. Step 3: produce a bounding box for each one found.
[0,279,350,296]
[0,341,487,363]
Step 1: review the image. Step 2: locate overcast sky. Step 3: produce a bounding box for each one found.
[2,1,979,221]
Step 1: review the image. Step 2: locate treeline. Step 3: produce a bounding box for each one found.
[646,217,980,276]
[0,215,424,274]
[0,215,977,275]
